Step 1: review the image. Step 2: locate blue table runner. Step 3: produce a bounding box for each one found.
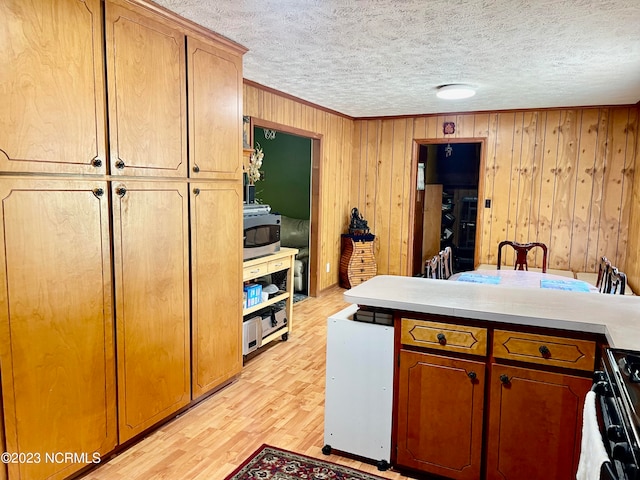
[457,273,501,284]
[540,279,592,292]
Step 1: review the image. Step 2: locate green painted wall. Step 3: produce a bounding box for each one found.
[253,128,312,220]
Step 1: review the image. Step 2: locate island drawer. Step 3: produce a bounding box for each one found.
[401,318,487,356]
[268,257,291,273]
[243,263,268,281]
[493,330,596,372]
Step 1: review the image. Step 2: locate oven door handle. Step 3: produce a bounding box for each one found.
[600,461,618,480]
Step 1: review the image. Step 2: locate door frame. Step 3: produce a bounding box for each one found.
[249,117,322,297]
[407,137,487,276]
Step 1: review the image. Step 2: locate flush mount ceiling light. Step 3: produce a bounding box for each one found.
[436,84,476,100]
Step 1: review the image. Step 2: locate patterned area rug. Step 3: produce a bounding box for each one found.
[224,445,387,480]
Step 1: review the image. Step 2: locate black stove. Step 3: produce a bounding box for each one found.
[594,348,640,479]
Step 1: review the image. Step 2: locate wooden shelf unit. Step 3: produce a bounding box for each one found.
[243,247,298,349]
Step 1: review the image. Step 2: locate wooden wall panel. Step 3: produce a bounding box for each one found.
[550,110,579,270]
[243,81,638,290]
[352,106,637,283]
[626,110,640,294]
[570,109,599,272]
[243,83,354,291]
[492,112,517,266]
[375,120,394,275]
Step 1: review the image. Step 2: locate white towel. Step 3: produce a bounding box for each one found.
[576,390,610,480]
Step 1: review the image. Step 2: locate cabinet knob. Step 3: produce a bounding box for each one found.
[499,374,510,385]
[115,186,127,197]
[539,345,551,357]
[115,160,125,169]
[92,188,104,198]
[92,158,102,168]
[193,188,200,195]
[192,165,200,173]
[436,333,446,345]
[467,371,477,380]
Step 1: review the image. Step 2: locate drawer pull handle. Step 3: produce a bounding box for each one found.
[539,345,551,357]
[499,374,510,385]
[436,333,446,345]
[467,371,477,380]
[273,262,283,267]
[249,269,260,274]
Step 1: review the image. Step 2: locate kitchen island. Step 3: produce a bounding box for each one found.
[344,274,640,349]
[338,275,640,480]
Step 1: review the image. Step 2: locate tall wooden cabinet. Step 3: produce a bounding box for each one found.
[105,0,187,177]
[0,0,245,478]
[0,0,107,174]
[0,179,117,480]
[190,183,243,398]
[112,181,191,441]
[187,36,243,179]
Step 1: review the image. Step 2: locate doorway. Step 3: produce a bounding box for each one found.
[250,118,321,298]
[411,140,483,276]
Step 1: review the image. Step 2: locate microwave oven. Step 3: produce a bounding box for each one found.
[243,213,281,261]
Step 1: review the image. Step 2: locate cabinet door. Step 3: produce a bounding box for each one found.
[190,182,242,398]
[187,36,243,180]
[486,364,591,480]
[105,1,187,177]
[112,180,190,442]
[0,0,107,174]
[396,350,485,480]
[0,179,116,480]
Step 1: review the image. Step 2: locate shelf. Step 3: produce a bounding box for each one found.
[243,291,289,316]
[261,325,289,345]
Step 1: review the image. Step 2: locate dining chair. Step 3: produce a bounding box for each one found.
[607,267,627,295]
[497,241,548,273]
[424,255,441,279]
[439,246,453,280]
[596,256,611,292]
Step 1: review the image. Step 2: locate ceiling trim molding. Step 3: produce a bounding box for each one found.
[123,0,248,55]
[355,103,640,121]
[243,79,354,121]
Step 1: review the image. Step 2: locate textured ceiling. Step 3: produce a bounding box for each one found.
[154,0,640,117]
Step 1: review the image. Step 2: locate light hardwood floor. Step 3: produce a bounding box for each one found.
[82,286,416,480]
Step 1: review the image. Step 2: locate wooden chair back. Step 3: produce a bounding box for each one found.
[596,256,611,292]
[439,246,453,279]
[424,255,441,279]
[608,267,627,295]
[596,257,627,294]
[497,241,548,273]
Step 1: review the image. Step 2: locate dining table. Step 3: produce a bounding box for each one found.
[448,269,599,292]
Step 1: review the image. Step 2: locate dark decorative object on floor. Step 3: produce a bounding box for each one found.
[224,444,388,480]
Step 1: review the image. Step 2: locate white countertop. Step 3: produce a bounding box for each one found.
[343,275,640,350]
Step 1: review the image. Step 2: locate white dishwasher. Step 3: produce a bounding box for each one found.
[322,304,394,470]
